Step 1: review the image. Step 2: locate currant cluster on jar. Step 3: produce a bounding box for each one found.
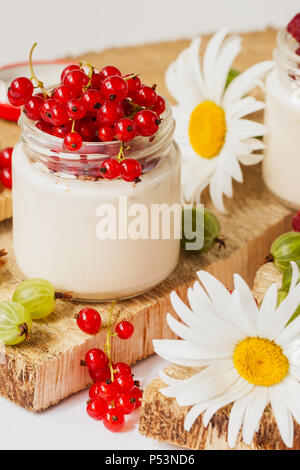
[76,307,142,432]
[8,56,166,183]
[287,13,300,55]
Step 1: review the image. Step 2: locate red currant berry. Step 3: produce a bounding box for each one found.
[40,99,68,126]
[54,85,75,104]
[91,71,104,90]
[86,112,100,128]
[96,379,118,401]
[152,95,166,115]
[61,64,81,82]
[292,211,300,232]
[85,348,108,371]
[52,122,72,138]
[0,167,12,189]
[114,362,132,377]
[134,85,157,107]
[101,65,121,78]
[103,408,125,432]
[124,75,142,97]
[62,69,89,91]
[64,131,83,151]
[116,392,136,414]
[130,387,143,409]
[23,95,44,120]
[98,101,124,126]
[76,308,101,335]
[287,13,300,43]
[133,110,160,137]
[7,89,25,107]
[77,119,97,142]
[0,148,13,170]
[116,320,134,339]
[115,374,134,392]
[101,76,128,102]
[97,125,114,142]
[36,120,53,135]
[114,118,137,142]
[66,98,87,120]
[100,158,121,179]
[9,77,33,102]
[82,89,103,112]
[120,159,142,182]
[89,367,110,383]
[86,398,108,420]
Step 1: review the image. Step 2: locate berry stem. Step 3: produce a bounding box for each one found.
[105,300,117,382]
[71,119,76,132]
[29,43,51,98]
[117,142,125,163]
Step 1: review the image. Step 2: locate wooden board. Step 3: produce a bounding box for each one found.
[138,263,300,451]
[0,28,295,411]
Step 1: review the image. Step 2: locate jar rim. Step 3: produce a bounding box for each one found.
[19,98,175,162]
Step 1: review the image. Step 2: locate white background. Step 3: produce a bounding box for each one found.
[0,0,297,451]
[0,0,299,66]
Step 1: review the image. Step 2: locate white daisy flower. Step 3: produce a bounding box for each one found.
[166,29,274,213]
[154,262,300,448]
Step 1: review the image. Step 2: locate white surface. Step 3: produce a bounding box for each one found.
[0,0,297,451]
[0,0,299,66]
[0,355,179,450]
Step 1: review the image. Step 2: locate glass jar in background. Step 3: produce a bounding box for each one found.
[263,28,300,208]
[12,102,181,300]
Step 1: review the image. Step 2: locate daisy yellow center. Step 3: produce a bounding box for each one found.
[188,101,226,159]
[233,337,289,387]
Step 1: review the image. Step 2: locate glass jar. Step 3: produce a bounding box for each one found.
[12,103,181,300]
[263,28,300,208]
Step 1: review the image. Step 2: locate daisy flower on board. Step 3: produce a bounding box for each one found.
[166,29,274,213]
[154,262,300,448]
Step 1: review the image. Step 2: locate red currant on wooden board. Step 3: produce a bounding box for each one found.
[76,303,142,432]
[76,308,101,335]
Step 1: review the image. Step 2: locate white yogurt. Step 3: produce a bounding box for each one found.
[12,142,181,300]
[263,28,300,207]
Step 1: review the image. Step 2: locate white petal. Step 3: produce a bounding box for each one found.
[202,377,253,427]
[181,157,217,203]
[166,313,233,356]
[176,361,238,406]
[233,273,259,329]
[159,370,181,386]
[188,37,208,98]
[153,339,215,360]
[196,270,231,310]
[184,402,209,431]
[270,383,294,448]
[257,283,278,338]
[226,97,265,120]
[290,261,299,291]
[203,28,228,101]
[229,119,266,140]
[284,376,300,424]
[242,387,269,445]
[228,393,253,448]
[222,61,274,107]
[213,35,242,105]
[272,284,300,342]
[187,287,241,344]
[238,153,263,166]
[230,289,257,337]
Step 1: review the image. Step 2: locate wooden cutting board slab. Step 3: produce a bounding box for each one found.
[0,28,294,411]
[138,263,300,451]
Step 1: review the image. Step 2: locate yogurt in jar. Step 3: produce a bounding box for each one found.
[263,28,300,207]
[13,109,181,300]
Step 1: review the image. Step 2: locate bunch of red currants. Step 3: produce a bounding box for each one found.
[76,307,142,432]
[7,47,166,183]
[0,148,13,189]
